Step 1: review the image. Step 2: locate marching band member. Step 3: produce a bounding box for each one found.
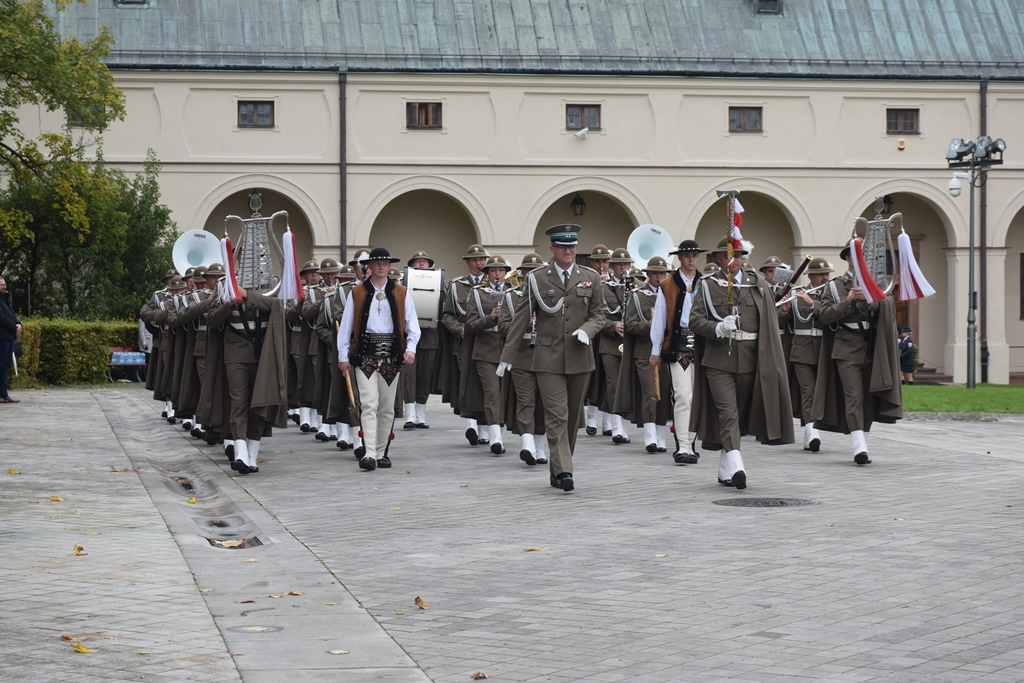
[441,244,491,446]
[497,253,548,466]
[650,240,706,464]
[310,259,342,443]
[598,248,634,445]
[402,251,441,430]
[689,236,794,489]
[497,225,606,493]
[812,242,902,465]
[464,255,513,454]
[286,260,320,426]
[584,244,613,437]
[615,256,673,453]
[337,248,420,472]
[777,257,832,452]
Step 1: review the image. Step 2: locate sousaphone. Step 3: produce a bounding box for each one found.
[626,224,675,270]
[172,229,221,275]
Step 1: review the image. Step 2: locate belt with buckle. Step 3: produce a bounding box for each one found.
[793,329,822,337]
[727,330,758,341]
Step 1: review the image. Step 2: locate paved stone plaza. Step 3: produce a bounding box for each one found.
[3,385,1024,683]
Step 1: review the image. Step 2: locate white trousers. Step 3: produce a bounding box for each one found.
[356,368,401,460]
[669,361,695,454]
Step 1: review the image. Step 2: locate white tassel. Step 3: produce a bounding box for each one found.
[897,231,936,301]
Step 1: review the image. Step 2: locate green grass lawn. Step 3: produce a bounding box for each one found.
[903,384,1024,413]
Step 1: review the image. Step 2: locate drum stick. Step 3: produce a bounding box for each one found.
[654,364,661,402]
[337,319,356,405]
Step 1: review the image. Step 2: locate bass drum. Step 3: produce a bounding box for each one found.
[403,267,446,329]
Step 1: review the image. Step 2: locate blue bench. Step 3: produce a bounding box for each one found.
[107,347,147,382]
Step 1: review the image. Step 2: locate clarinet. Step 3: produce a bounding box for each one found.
[528,313,537,349]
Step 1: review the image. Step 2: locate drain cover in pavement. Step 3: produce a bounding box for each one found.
[714,498,820,508]
[228,625,283,633]
[206,536,263,549]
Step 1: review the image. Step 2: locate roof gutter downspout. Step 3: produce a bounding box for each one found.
[339,70,348,264]
[979,79,989,383]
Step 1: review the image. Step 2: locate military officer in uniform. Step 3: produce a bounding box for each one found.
[498,225,606,492]
[778,256,831,452]
[402,251,440,430]
[812,242,903,465]
[286,259,320,425]
[441,243,491,446]
[650,239,705,464]
[598,247,634,445]
[465,255,512,454]
[139,267,179,415]
[689,236,794,489]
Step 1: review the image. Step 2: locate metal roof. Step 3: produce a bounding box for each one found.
[51,0,1024,80]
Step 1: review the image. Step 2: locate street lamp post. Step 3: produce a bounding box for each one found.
[947,136,1006,388]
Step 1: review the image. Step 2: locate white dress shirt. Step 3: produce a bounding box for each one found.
[650,270,696,351]
[337,282,421,363]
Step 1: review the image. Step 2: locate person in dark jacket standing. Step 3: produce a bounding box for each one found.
[898,327,915,384]
[0,277,22,403]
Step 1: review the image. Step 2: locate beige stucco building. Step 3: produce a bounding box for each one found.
[38,1,1024,383]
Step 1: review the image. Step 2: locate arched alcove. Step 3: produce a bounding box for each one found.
[366,189,477,271]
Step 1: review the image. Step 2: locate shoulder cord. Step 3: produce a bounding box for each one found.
[529,272,565,314]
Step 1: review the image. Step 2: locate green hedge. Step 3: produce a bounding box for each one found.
[10,319,138,388]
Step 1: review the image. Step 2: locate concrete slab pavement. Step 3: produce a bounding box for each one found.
[4,384,1024,683]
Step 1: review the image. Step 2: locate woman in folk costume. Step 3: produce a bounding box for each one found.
[337,248,421,472]
[688,197,794,490]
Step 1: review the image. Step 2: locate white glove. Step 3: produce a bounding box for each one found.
[572,329,590,346]
[496,361,512,377]
[714,315,738,338]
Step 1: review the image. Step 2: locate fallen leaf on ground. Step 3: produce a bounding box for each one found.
[198,588,213,593]
[268,594,283,599]
[471,672,489,680]
[60,635,79,641]
[111,467,131,472]
[211,539,246,548]
[85,531,99,536]
[73,545,87,556]
[285,591,303,596]
[8,469,22,475]
[893,517,904,521]
[655,554,668,558]
[71,642,91,653]
[137,651,150,655]
[235,599,256,604]
[323,602,338,606]
[328,649,349,655]
[243,558,258,563]
[50,496,64,502]
[186,497,197,504]
[525,547,541,552]
[90,613,100,618]
[415,596,430,610]
[28,501,39,504]
[371,487,380,491]
[229,652,244,657]
[391,507,401,511]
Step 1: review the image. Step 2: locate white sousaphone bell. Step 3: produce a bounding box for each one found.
[172,229,222,275]
[626,224,675,270]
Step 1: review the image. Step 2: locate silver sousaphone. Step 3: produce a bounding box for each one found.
[224,191,288,296]
[852,196,901,296]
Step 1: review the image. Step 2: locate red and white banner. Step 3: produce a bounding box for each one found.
[219,236,243,303]
[849,238,887,304]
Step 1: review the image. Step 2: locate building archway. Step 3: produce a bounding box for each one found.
[693,191,799,271]
[366,189,477,271]
[529,190,639,265]
[1003,204,1024,379]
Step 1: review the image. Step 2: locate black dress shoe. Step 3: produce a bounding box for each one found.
[550,475,558,488]
[300,423,311,432]
[602,430,613,437]
[290,413,300,425]
[415,423,429,429]
[337,440,351,450]
[656,447,667,453]
[586,426,597,436]
[490,442,505,455]
[161,411,167,418]
[519,449,537,466]
[556,473,575,492]
[718,477,734,487]
[234,461,251,475]
[673,452,699,464]
[328,434,337,441]
[477,438,489,445]
[354,445,366,459]
[535,457,548,465]
[182,421,193,431]
[190,427,202,438]
[612,435,630,445]
[225,444,235,461]
[806,438,821,453]
[646,443,658,453]
[315,431,329,442]
[167,416,176,424]
[359,455,377,471]
[465,428,479,446]
[854,452,871,465]
[377,455,392,469]
[404,421,417,430]
[249,465,259,474]
[732,471,747,490]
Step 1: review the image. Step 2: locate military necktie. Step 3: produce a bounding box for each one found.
[563,270,570,286]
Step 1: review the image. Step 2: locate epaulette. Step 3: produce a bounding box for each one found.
[576,264,600,277]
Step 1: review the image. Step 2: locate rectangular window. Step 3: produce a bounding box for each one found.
[729,106,763,133]
[406,102,443,129]
[238,101,275,128]
[887,108,920,135]
[68,103,106,128]
[756,0,781,14]
[566,104,601,131]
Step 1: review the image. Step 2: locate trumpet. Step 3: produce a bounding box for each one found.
[775,282,829,307]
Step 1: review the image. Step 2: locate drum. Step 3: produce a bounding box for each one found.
[404,267,446,329]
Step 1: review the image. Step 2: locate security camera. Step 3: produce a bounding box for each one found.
[574,127,589,139]
[948,175,963,197]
